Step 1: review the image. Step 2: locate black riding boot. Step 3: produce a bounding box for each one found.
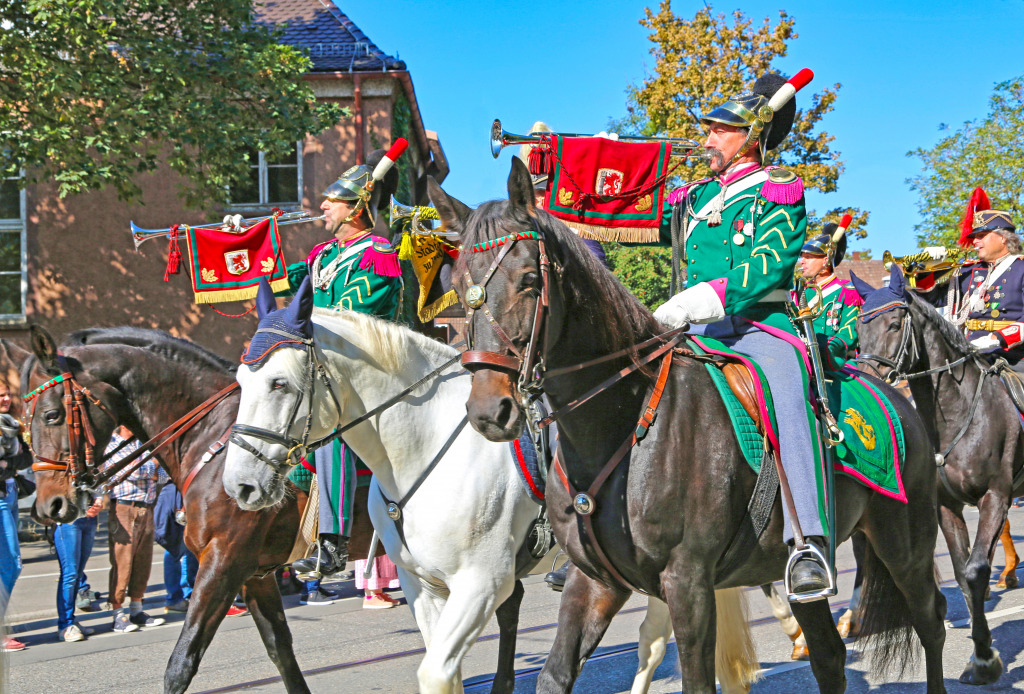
[292,534,349,581]
[545,559,571,592]
[788,536,830,597]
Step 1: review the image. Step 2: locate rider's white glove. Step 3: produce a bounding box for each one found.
[653,282,726,328]
[594,131,620,141]
[969,333,1000,351]
[923,246,947,261]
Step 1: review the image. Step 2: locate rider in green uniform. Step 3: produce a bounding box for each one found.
[289,150,403,580]
[794,223,863,367]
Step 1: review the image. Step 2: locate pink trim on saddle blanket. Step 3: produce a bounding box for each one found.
[690,336,781,455]
[839,366,908,503]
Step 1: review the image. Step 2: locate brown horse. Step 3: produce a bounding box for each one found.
[8,326,377,694]
[852,267,1024,685]
[427,158,949,693]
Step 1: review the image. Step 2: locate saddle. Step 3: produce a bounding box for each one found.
[721,363,765,432]
[995,360,1024,415]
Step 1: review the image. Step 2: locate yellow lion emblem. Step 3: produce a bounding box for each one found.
[843,408,876,450]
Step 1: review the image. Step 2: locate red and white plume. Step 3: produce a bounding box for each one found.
[767,68,814,112]
[832,213,853,243]
[959,186,990,248]
[372,138,409,183]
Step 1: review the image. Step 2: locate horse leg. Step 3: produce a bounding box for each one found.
[163,551,245,694]
[938,503,973,618]
[762,583,807,660]
[837,532,866,639]
[536,564,630,693]
[415,574,512,694]
[630,597,672,694]
[489,578,524,694]
[660,562,718,694]
[995,519,1019,589]
[958,491,1009,685]
[241,572,310,694]
[789,600,846,694]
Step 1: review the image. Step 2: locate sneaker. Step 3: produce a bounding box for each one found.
[225,604,248,617]
[112,613,140,633]
[300,588,337,606]
[128,611,166,628]
[59,624,87,642]
[363,593,399,610]
[2,637,26,652]
[164,599,189,614]
[76,592,95,612]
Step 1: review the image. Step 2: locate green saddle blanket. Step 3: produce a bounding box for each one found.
[690,336,907,502]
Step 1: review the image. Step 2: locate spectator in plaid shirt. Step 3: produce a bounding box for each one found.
[102,425,166,633]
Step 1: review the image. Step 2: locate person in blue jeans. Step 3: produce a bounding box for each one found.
[54,503,102,642]
[0,476,23,651]
[154,479,198,613]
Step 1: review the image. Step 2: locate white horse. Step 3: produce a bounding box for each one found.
[222,281,758,693]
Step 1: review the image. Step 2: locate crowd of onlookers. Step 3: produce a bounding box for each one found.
[0,382,400,650]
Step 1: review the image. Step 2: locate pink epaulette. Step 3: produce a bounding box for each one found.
[667,178,710,206]
[358,236,402,278]
[759,167,804,205]
[840,284,865,307]
[305,240,333,266]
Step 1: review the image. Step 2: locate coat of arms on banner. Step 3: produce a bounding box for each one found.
[595,168,624,196]
[225,250,250,275]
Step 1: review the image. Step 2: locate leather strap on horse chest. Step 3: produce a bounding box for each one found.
[554,351,675,595]
[181,427,232,497]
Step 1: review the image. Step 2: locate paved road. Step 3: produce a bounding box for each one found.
[6,506,1024,692]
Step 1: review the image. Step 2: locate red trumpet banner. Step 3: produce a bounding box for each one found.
[542,135,671,243]
[184,217,290,304]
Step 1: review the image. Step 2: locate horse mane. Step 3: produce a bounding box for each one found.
[454,201,660,353]
[63,327,237,374]
[904,291,975,357]
[311,308,456,374]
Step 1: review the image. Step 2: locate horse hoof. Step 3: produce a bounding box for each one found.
[791,643,810,661]
[958,650,1003,685]
[998,572,1019,589]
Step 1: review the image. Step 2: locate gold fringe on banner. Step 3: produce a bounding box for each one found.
[560,220,660,244]
[418,289,459,323]
[192,277,291,305]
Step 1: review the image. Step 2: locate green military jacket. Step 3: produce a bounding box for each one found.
[283,232,402,319]
[664,165,808,334]
[794,275,863,363]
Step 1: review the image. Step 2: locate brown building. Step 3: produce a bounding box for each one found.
[0,0,447,359]
[837,252,889,288]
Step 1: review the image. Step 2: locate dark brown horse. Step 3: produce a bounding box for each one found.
[8,326,377,694]
[427,158,948,693]
[853,266,1023,685]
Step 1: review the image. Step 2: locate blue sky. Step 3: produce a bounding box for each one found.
[347,1,1024,255]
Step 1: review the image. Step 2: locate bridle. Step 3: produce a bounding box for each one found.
[229,326,464,470]
[460,229,552,398]
[229,328,342,469]
[26,354,117,486]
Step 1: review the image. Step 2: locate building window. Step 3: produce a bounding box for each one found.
[0,173,25,321]
[228,142,303,208]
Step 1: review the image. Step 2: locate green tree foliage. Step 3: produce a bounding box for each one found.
[0,0,346,206]
[908,76,1024,247]
[608,3,863,309]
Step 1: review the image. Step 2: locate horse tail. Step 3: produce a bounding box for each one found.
[714,587,760,693]
[856,539,919,678]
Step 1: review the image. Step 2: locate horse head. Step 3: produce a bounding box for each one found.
[430,158,571,442]
[224,276,336,510]
[851,265,924,382]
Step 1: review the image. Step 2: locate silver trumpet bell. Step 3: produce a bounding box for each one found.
[388,196,457,239]
[489,118,709,161]
[129,210,324,250]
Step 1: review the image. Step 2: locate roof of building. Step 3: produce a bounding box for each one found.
[256,0,405,73]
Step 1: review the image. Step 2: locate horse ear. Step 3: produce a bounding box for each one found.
[427,177,471,236]
[0,339,31,406]
[283,275,314,332]
[255,277,277,320]
[507,157,535,218]
[847,271,876,300]
[29,325,60,375]
[888,264,908,297]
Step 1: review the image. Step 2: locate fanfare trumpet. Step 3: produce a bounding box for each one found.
[129,210,324,250]
[389,196,457,238]
[882,248,972,275]
[489,119,709,161]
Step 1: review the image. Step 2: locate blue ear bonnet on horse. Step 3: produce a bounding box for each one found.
[852,265,909,323]
[241,276,314,368]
